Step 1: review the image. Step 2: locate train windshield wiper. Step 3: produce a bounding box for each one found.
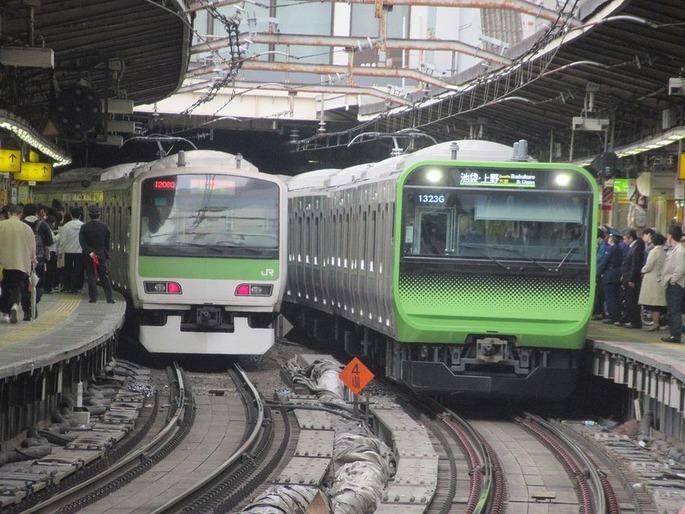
[554,236,584,271]
[460,243,512,270]
[214,245,265,255]
[490,245,552,271]
[173,242,224,253]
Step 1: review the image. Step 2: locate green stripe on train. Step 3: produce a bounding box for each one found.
[138,256,280,280]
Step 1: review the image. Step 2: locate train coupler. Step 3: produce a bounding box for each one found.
[475,337,508,363]
[195,306,225,328]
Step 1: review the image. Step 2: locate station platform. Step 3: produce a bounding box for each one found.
[0,288,127,443]
[1,289,684,445]
[587,319,685,443]
[0,289,126,380]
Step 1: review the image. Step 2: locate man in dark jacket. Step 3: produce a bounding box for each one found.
[598,231,624,325]
[21,203,54,320]
[79,205,115,304]
[621,228,645,328]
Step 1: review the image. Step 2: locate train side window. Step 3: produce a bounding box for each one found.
[361,209,367,271]
[338,212,343,267]
[305,215,311,264]
[116,205,121,251]
[377,206,385,274]
[108,204,115,250]
[297,214,303,263]
[370,209,377,273]
[313,216,319,266]
[288,203,295,262]
[344,212,350,269]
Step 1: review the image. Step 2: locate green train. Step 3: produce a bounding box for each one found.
[285,140,598,399]
[35,150,288,356]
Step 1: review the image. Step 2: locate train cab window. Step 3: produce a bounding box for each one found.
[138,174,280,259]
[402,165,593,266]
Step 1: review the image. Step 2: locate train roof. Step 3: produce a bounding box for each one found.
[374,139,518,174]
[100,163,144,181]
[133,150,259,176]
[287,168,343,192]
[52,167,106,184]
[287,140,519,194]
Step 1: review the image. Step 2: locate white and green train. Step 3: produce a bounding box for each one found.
[285,139,598,400]
[35,150,288,356]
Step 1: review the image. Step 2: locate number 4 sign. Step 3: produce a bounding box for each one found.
[339,357,375,395]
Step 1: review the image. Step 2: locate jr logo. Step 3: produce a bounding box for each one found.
[260,268,275,277]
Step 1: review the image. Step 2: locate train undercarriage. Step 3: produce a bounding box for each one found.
[285,304,585,400]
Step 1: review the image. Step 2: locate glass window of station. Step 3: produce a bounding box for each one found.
[139,174,280,258]
[401,165,594,265]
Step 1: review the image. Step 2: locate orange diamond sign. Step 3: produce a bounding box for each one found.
[339,357,375,395]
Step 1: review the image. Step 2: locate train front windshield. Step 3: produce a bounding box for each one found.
[139,174,280,258]
[401,165,594,265]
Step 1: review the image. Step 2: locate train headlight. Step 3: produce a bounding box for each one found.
[425,169,443,183]
[235,284,273,297]
[144,281,182,294]
[555,173,571,187]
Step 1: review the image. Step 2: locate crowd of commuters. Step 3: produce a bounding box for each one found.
[0,201,115,324]
[595,224,685,343]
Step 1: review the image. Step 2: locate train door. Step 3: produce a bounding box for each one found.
[342,208,352,316]
[303,213,312,301]
[294,210,303,300]
[350,203,362,324]
[356,203,366,325]
[311,212,321,304]
[332,208,341,312]
[321,213,331,310]
[379,202,394,330]
[369,207,381,329]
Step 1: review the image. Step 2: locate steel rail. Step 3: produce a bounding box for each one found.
[517,412,610,514]
[22,362,188,513]
[148,363,265,513]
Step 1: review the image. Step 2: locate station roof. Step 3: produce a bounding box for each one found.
[1,0,684,170]
[292,0,685,166]
[0,0,191,145]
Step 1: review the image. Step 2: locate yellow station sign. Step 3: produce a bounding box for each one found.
[0,149,21,173]
[14,161,53,182]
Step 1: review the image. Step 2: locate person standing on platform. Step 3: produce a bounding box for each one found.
[660,225,685,343]
[593,227,609,320]
[642,228,656,264]
[79,205,115,304]
[59,207,85,294]
[598,231,624,325]
[42,214,59,294]
[638,232,667,331]
[0,205,37,323]
[21,203,53,320]
[621,228,645,328]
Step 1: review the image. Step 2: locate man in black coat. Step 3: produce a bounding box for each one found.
[79,205,115,304]
[621,228,645,328]
[21,203,54,320]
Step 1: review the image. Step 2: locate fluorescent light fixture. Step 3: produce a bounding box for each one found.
[614,126,685,158]
[104,99,134,114]
[575,126,685,165]
[106,120,136,133]
[0,109,71,166]
[0,47,54,68]
[98,135,124,146]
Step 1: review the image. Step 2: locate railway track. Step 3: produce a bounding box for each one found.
[401,393,634,513]
[21,363,190,513]
[2,360,287,513]
[0,348,668,512]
